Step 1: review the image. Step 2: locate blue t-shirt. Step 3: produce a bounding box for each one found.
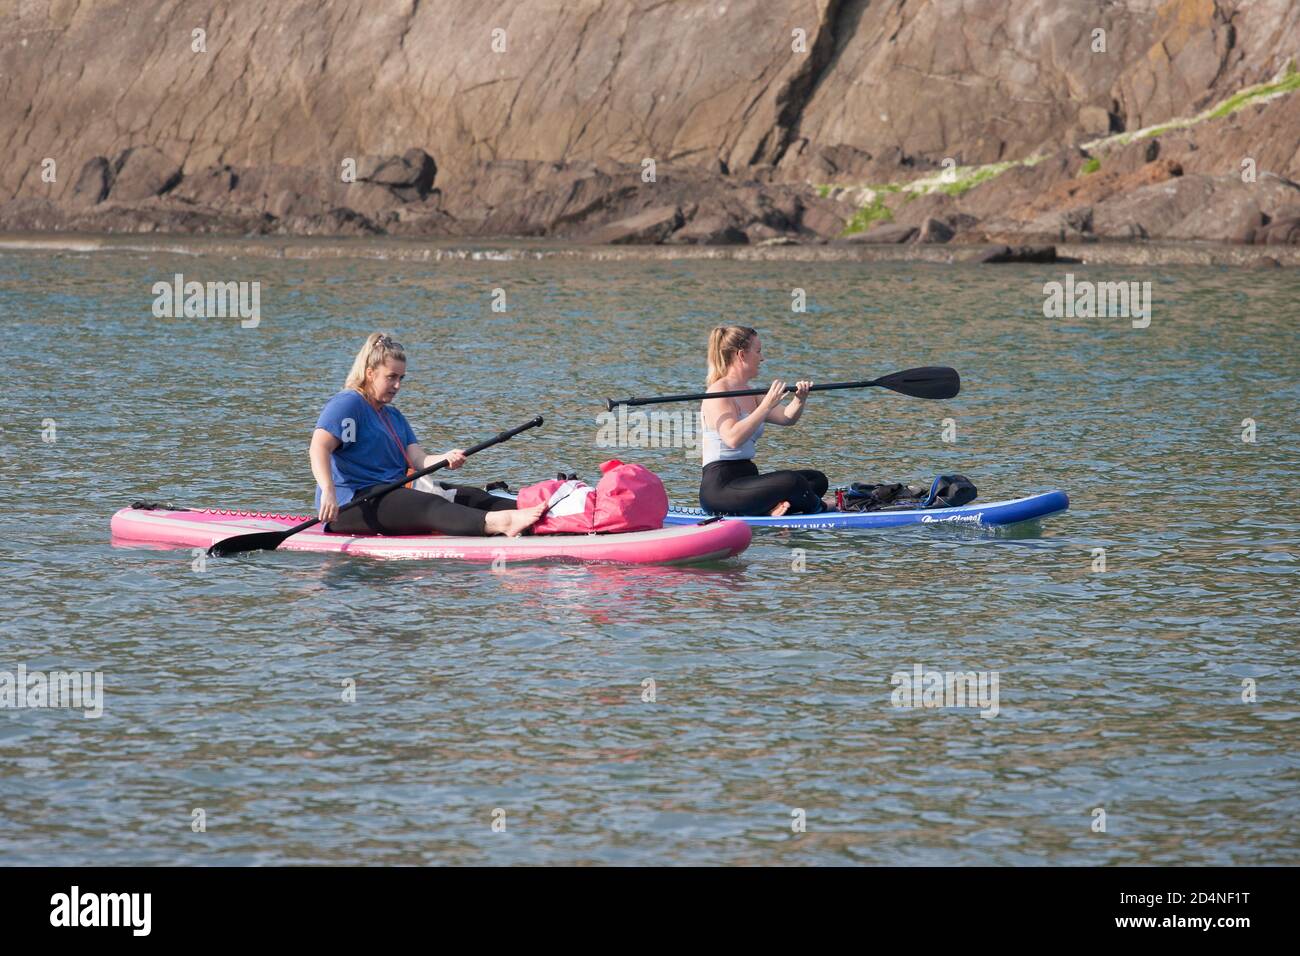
[314,390,418,507]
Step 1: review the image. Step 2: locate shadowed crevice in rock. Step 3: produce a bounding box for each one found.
[397,0,422,51]
[71,157,114,207]
[748,0,850,169]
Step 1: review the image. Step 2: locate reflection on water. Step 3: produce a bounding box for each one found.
[0,250,1296,865]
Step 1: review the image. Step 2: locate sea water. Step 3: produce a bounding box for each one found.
[0,240,1296,865]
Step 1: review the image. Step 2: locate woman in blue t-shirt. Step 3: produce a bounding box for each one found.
[310,332,545,537]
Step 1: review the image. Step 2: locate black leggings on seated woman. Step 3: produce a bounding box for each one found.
[700,459,828,515]
[328,483,518,536]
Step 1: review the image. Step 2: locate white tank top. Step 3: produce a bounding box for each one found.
[702,401,764,465]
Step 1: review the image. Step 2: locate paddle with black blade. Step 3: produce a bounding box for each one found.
[604,366,959,410]
[208,415,545,557]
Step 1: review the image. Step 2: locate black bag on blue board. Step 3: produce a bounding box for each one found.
[836,474,977,512]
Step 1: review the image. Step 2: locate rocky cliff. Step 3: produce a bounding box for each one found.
[2,0,1297,247]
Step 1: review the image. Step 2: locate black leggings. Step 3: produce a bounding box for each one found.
[329,483,518,537]
[700,460,829,515]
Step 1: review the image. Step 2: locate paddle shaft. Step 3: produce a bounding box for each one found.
[615,379,878,409]
[208,415,543,556]
[606,367,959,410]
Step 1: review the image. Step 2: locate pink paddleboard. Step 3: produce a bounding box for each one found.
[110,505,751,566]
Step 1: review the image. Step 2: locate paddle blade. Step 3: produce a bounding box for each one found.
[871,366,960,400]
[207,528,294,557]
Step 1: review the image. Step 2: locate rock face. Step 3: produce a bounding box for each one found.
[1,0,1298,245]
[848,223,917,244]
[932,96,1300,245]
[1253,209,1300,245]
[108,147,184,202]
[587,206,684,245]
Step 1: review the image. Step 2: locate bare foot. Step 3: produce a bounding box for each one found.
[822,496,838,511]
[486,503,546,537]
[768,500,792,517]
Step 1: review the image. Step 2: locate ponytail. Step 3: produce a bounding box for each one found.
[344,332,407,395]
[706,326,757,384]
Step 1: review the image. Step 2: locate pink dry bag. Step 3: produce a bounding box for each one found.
[515,460,668,534]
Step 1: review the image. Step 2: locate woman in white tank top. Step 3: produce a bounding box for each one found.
[699,326,830,516]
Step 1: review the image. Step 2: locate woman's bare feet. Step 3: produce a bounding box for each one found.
[822,495,838,511]
[769,500,792,517]
[486,503,546,537]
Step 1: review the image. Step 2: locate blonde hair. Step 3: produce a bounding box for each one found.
[706,325,757,384]
[344,332,407,395]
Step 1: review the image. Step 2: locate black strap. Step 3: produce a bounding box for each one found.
[131,499,191,511]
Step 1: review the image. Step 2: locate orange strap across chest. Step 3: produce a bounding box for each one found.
[376,406,417,487]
